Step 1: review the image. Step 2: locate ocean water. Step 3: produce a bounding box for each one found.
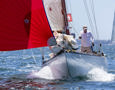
[0,43,115,90]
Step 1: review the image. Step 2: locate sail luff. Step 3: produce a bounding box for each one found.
[61,0,70,34]
[111,11,115,43]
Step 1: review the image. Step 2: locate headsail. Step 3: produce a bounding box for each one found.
[43,0,67,33]
[111,11,115,43]
[0,0,55,51]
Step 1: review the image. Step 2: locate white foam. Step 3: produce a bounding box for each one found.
[87,68,115,82]
[28,66,54,79]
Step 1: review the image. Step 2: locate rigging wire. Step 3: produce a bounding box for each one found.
[90,0,99,40]
[22,49,38,65]
[31,49,37,65]
[90,0,103,52]
[84,0,103,52]
[67,0,102,52]
[66,0,80,36]
[69,23,79,36]
[82,0,95,38]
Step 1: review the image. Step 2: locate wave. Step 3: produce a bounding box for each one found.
[87,68,115,82]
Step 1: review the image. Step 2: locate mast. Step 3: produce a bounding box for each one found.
[61,0,70,35]
[111,11,115,43]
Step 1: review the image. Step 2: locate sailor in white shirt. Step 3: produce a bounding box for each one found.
[79,26,94,53]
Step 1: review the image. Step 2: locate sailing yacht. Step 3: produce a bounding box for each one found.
[29,0,107,80]
[111,11,115,44]
[0,0,107,80]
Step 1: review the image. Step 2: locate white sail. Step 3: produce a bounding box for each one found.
[43,0,65,31]
[111,11,115,43]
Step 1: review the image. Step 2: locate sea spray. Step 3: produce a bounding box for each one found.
[87,68,115,82]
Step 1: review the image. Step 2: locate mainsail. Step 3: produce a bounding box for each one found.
[111,11,115,43]
[43,0,65,31]
[0,0,55,51]
[43,0,69,35]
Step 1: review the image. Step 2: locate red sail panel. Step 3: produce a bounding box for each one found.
[28,0,54,48]
[0,0,54,51]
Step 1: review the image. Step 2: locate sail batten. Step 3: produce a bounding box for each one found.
[0,0,55,51]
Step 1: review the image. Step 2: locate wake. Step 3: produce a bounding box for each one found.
[87,68,115,82]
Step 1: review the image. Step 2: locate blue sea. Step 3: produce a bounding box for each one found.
[0,42,115,90]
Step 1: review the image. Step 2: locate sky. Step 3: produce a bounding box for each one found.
[66,0,115,40]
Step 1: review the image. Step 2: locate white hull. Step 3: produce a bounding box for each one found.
[66,52,107,77]
[30,53,68,80]
[30,52,107,80]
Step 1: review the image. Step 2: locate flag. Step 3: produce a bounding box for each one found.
[67,13,72,22]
